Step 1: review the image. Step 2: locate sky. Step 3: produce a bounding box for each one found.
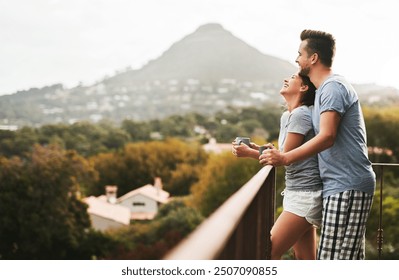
[1,0,398,96]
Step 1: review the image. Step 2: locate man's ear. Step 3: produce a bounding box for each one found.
[311,53,319,65]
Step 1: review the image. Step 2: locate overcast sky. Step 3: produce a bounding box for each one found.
[1,0,398,95]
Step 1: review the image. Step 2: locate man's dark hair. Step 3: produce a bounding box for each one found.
[299,73,316,106]
[300,29,336,67]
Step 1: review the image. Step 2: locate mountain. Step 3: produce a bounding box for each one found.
[106,23,295,85]
[0,23,397,128]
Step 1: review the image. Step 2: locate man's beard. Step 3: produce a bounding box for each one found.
[299,66,310,77]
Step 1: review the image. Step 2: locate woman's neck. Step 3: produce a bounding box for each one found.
[285,97,302,112]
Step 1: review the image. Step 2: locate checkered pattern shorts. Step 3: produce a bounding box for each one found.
[317,190,373,260]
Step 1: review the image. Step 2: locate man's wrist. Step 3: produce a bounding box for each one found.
[283,152,291,166]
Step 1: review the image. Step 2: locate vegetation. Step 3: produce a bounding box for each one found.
[104,198,204,260]
[89,139,208,197]
[0,145,99,259]
[190,152,261,217]
[0,105,398,259]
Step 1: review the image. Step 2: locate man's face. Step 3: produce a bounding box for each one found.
[296,40,311,76]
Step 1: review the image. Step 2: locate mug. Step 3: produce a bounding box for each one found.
[259,144,274,155]
[235,137,251,146]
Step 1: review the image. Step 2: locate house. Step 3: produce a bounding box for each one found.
[83,178,170,231]
[117,177,170,220]
[83,195,131,232]
[202,138,232,154]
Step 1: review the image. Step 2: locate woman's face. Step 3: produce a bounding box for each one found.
[279,73,303,97]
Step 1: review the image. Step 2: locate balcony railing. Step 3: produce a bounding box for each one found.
[164,165,276,260]
[165,162,398,260]
[371,163,399,259]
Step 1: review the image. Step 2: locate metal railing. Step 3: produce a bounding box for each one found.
[164,165,276,260]
[371,163,399,260]
[164,162,398,260]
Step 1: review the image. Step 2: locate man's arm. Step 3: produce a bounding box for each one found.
[260,111,341,166]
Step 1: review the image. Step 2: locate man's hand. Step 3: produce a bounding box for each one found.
[259,148,287,167]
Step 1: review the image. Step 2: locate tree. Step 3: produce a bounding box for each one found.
[0,144,98,259]
[364,107,399,162]
[366,190,399,259]
[121,119,151,141]
[0,126,38,157]
[104,198,204,260]
[168,163,201,195]
[90,138,208,197]
[190,152,261,217]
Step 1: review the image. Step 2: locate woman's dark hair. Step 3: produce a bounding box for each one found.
[298,73,316,106]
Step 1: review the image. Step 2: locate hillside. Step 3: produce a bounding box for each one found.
[0,23,397,128]
[106,23,295,85]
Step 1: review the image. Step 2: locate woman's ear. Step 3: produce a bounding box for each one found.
[300,84,309,93]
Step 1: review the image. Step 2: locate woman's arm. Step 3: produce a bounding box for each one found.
[283,132,305,153]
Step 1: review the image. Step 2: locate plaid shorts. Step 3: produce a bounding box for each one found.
[317,190,374,260]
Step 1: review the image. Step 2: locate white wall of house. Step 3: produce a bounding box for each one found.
[89,214,128,232]
[118,193,158,213]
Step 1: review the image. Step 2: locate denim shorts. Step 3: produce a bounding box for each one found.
[282,188,323,228]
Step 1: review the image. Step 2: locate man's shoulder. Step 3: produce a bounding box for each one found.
[321,74,355,93]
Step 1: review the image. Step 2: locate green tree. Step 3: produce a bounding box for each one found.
[214,123,246,143]
[90,138,208,197]
[0,126,39,157]
[37,121,130,157]
[366,190,399,259]
[104,198,203,260]
[101,127,131,150]
[121,119,152,141]
[0,129,16,157]
[190,152,261,217]
[168,163,201,195]
[364,106,399,161]
[0,144,98,259]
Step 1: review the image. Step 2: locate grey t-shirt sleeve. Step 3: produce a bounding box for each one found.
[319,81,357,116]
[286,106,312,136]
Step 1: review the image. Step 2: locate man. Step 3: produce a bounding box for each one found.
[260,30,375,259]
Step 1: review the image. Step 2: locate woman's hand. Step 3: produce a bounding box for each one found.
[232,141,259,159]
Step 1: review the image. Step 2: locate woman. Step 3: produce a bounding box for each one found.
[232,73,322,259]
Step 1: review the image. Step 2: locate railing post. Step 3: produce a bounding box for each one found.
[218,167,275,259]
[264,167,276,260]
[377,165,384,260]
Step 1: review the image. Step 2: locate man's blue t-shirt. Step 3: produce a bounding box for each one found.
[313,74,375,198]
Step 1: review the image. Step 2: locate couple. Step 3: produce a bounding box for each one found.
[232,30,375,260]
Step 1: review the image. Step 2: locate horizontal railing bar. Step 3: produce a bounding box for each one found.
[164,165,274,260]
[372,163,399,167]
